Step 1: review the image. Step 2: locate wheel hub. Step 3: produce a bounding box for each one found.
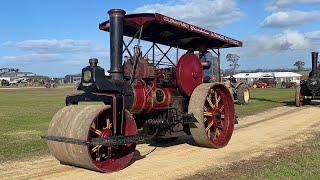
[214,111,222,119]
[99,129,112,138]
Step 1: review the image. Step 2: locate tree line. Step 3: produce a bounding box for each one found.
[214,54,310,77]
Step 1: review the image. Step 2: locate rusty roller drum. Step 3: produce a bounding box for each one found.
[47,105,137,172]
[188,83,235,148]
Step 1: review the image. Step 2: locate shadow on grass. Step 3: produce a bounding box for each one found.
[250,97,295,106]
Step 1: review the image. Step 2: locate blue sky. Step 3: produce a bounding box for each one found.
[0,0,319,77]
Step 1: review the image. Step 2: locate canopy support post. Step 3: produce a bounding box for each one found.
[152,42,155,65]
[211,48,221,82]
[176,41,179,64]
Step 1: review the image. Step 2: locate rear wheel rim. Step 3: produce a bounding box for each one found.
[189,83,235,148]
[203,87,232,146]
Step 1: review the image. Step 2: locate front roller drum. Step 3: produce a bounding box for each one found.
[188,83,235,148]
[47,105,137,172]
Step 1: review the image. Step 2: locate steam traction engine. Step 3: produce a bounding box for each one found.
[296,52,319,106]
[43,9,242,172]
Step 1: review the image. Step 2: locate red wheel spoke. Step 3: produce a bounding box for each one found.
[205,90,227,139]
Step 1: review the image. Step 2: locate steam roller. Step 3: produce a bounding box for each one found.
[43,8,242,173]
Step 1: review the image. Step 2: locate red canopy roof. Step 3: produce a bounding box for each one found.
[99,13,242,50]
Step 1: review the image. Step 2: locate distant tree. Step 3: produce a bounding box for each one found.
[255,69,263,72]
[294,61,305,71]
[226,54,240,75]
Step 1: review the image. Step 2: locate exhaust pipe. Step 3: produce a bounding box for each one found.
[107,9,126,81]
[311,52,318,77]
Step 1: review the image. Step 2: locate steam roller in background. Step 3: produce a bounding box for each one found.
[296,52,319,107]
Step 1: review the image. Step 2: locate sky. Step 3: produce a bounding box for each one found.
[0,0,319,77]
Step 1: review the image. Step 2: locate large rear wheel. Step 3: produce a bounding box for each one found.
[236,84,250,105]
[188,83,235,148]
[47,105,137,172]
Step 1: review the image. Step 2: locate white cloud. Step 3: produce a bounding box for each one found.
[245,30,313,55]
[261,10,320,27]
[0,39,110,76]
[134,0,243,29]
[2,39,106,54]
[266,0,320,12]
[0,54,60,64]
[274,0,320,6]
[306,30,320,39]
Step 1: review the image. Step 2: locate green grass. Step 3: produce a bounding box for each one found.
[235,87,295,117]
[0,87,295,162]
[2,86,319,179]
[0,87,77,161]
[239,144,320,180]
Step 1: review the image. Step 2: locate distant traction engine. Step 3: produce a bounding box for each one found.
[296,52,320,106]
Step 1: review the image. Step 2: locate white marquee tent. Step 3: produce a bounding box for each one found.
[224,72,302,83]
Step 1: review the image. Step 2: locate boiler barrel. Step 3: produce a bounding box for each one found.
[129,85,175,114]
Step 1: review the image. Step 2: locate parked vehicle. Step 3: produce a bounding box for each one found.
[281,81,296,88]
[255,81,267,88]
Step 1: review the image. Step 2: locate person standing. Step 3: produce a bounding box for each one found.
[198,44,213,83]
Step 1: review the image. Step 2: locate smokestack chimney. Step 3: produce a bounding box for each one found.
[107,9,126,80]
[311,52,319,77]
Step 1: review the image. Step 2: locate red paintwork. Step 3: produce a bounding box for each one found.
[176,53,203,96]
[256,81,267,88]
[89,110,137,172]
[154,13,242,47]
[130,84,175,114]
[99,13,242,49]
[299,91,304,106]
[210,84,235,148]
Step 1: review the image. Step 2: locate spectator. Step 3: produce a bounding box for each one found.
[197,44,213,83]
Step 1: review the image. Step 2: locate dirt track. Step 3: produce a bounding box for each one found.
[0,105,319,180]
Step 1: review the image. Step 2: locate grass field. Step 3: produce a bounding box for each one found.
[239,135,320,180]
[0,87,77,161]
[0,86,295,162]
[0,87,320,179]
[1,86,319,179]
[235,87,295,117]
